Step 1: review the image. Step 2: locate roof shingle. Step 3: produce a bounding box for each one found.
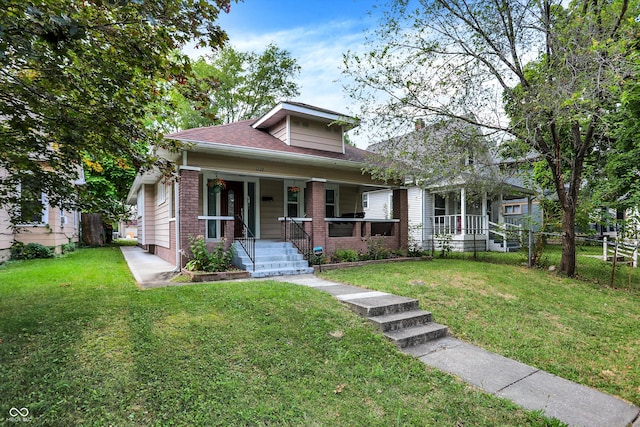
[166,119,370,163]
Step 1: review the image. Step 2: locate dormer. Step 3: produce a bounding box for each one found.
[252,101,358,154]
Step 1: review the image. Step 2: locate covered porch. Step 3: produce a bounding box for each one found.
[421,186,531,253]
[178,168,407,267]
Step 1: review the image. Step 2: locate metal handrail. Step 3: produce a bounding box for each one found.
[284,217,312,261]
[234,215,256,271]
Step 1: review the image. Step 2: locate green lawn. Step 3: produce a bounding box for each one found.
[447,243,640,290]
[320,253,640,407]
[0,247,558,426]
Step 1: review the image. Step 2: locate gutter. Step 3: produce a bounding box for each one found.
[167,139,366,171]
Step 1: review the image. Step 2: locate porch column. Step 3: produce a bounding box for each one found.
[460,188,466,234]
[178,167,201,268]
[306,179,326,251]
[498,192,504,224]
[393,188,409,251]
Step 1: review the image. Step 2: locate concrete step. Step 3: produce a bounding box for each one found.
[384,322,448,348]
[250,267,314,278]
[250,261,312,271]
[343,295,420,317]
[231,240,312,278]
[235,254,304,263]
[368,309,433,332]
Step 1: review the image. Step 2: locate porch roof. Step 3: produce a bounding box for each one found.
[166,120,371,165]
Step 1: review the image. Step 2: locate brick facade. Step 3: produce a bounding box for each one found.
[178,168,203,267]
[306,180,326,251]
[393,188,409,251]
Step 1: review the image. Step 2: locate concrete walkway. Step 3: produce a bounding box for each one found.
[120,247,639,427]
[120,246,179,287]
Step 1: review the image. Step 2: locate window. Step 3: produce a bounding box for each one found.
[206,179,219,239]
[157,181,166,205]
[287,185,301,217]
[362,193,369,209]
[168,182,175,219]
[60,209,67,226]
[325,188,336,218]
[285,181,305,218]
[18,184,46,224]
[434,194,446,217]
[137,188,144,219]
[504,204,522,215]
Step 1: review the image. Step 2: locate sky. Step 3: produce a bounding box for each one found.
[194,0,383,147]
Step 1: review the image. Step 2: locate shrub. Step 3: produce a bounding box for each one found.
[11,242,54,260]
[435,233,453,258]
[333,249,359,263]
[367,236,390,260]
[62,242,77,254]
[184,235,235,272]
[309,253,327,265]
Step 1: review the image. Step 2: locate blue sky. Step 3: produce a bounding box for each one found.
[209,0,381,145]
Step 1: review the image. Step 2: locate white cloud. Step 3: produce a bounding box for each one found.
[183,18,375,147]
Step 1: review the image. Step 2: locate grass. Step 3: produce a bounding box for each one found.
[0,247,559,426]
[446,243,640,290]
[320,251,640,407]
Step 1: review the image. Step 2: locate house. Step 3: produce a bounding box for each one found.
[0,170,81,262]
[126,102,408,276]
[365,118,538,253]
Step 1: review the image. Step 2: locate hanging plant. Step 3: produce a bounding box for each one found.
[290,185,300,193]
[209,177,226,193]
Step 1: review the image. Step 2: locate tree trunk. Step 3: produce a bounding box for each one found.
[559,202,577,277]
[81,213,105,246]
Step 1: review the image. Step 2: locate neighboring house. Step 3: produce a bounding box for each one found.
[126,102,408,275]
[0,172,81,262]
[366,119,538,252]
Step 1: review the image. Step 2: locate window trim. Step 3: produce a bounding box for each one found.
[325,184,339,218]
[504,204,522,215]
[16,185,48,226]
[284,180,305,218]
[157,181,166,205]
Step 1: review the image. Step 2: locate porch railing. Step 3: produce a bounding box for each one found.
[234,215,256,271]
[283,217,312,261]
[488,221,523,252]
[603,236,638,268]
[431,215,486,235]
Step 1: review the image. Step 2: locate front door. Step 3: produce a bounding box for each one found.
[221,181,244,238]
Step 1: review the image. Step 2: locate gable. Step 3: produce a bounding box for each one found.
[289,117,343,153]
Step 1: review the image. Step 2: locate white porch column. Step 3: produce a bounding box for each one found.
[460,188,466,234]
[498,192,504,224]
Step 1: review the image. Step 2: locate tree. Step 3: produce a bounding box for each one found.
[0,0,233,224]
[590,57,640,216]
[343,0,638,277]
[152,43,301,132]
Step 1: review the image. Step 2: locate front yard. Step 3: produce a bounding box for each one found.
[2,245,638,425]
[0,247,557,426]
[320,251,640,407]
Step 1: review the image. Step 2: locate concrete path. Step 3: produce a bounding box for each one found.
[274,274,640,427]
[119,248,640,427]
[120,246,179,287]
